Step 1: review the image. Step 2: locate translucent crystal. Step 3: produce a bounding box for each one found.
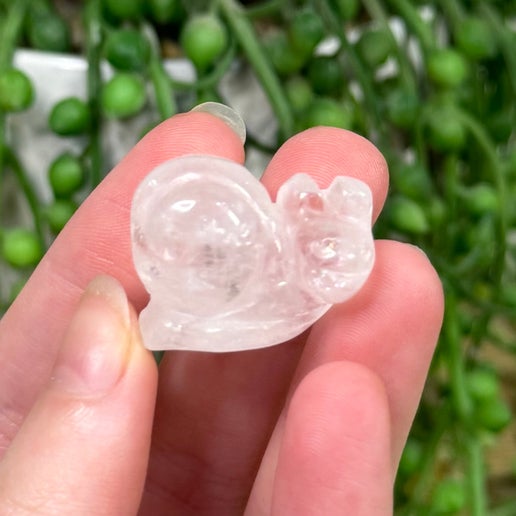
[131,155,374,352]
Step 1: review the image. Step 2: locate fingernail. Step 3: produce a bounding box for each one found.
[407,243,429,259]
[52,275,131,396]
[190,101,246,144]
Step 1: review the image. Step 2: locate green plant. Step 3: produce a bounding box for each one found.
[1,1,515,513]
[101,73,147,118]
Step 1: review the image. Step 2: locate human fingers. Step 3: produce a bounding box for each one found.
[246,241,443,514]
[0,111,244,456]
[301,241,443,464]
[0,276,157,515]
[270,362,392,516]
[261,126,389,221]
[139,127,389,514]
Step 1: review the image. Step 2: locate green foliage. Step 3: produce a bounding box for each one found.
[48,153,85,198]
[46,199,77,235]
[104,28,150,72]
[49,97,91,136]
[180,14,228,74]
[1,1,516,513]
[101,73,147,119]
[1,228,43,268]
[0,68,33,112]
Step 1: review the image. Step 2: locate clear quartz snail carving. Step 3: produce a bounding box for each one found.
[131,155,375,352]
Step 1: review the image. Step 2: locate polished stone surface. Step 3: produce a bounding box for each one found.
[132,155,374,352]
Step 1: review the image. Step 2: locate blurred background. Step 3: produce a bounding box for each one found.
[0,0,515,513]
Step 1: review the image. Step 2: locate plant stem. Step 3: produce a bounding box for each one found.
[149,59,176,121]
[465,434,487,516]
[477,2,516,97]
[457,110,507,280]
[385,0,434,53]
[443,291,473,422]
[244,0,285,18]
[436,0,464,31]
[0,0,29,70]
[218,0,295,140]
[443,291,487,516]
[441,153,460,255]
[0,117,5,210]
[142,22,177,121]
[245,132,276,155]
[4,147,45,244]
[0,0,31,226]
[455,108,508,347]
[168,39,236,93]
[400,411,449,514]
[153,350,164,365]
[361,0,417,91]
[314,0,384,138]
[84,0,103,187]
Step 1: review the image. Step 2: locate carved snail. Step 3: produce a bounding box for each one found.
[131,155,375,352]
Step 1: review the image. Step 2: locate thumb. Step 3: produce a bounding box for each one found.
[0,275,157,515]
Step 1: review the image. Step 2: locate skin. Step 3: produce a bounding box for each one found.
[0,112,444,515]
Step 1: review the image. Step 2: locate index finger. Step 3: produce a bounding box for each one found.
[0,111,244,454]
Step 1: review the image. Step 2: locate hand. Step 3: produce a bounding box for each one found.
[0,108,443,515]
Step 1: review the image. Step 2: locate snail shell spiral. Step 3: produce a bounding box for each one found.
[131,155,374,352]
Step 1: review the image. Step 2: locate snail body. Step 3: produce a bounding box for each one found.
[131,155,374,352]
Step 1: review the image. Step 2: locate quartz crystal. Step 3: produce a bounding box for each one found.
[131,155,375,352]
